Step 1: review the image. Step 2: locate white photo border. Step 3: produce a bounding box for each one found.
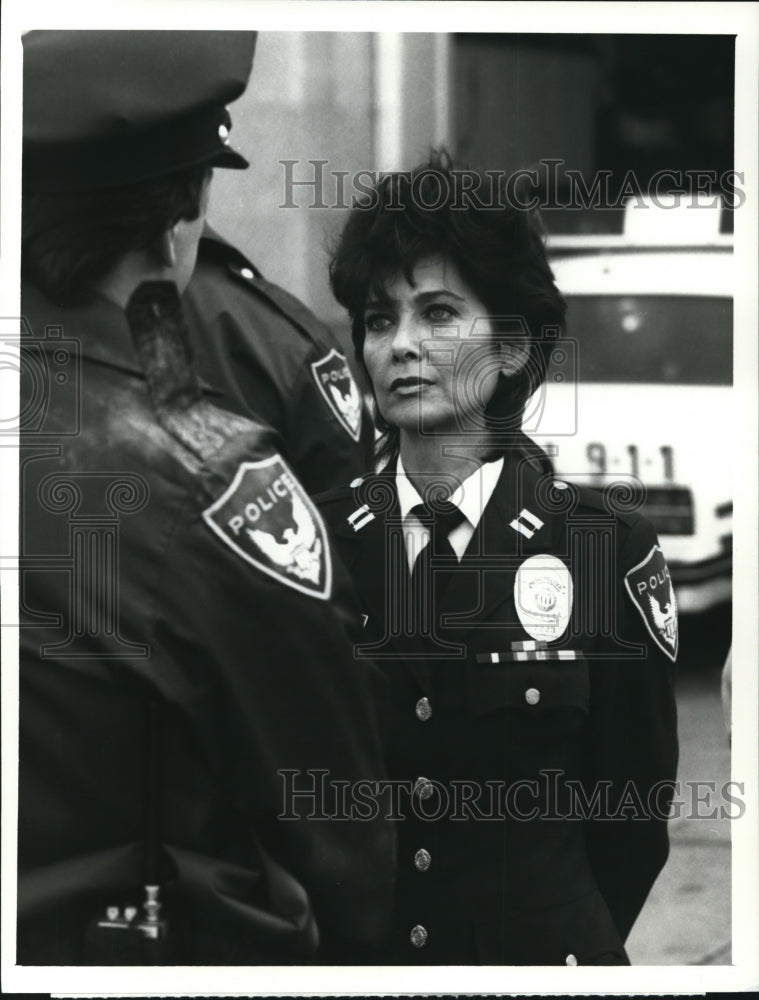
[2,1,757,995]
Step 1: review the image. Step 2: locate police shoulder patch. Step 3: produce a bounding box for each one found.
[624,545,678,661]
[203,454,332,600]
[311,348,362,442]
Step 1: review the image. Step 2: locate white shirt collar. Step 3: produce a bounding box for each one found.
[396,454,504,531]
[396,456,424,520]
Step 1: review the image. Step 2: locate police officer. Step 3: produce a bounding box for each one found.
[318,154,679,965]
[18,30,393,965]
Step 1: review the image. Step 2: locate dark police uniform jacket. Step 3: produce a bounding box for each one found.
[318,452,679,965]
[182,227,374,496]
[17,280,394,964]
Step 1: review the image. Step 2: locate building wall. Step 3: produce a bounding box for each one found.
[205,32,734,324]
[206,31,450,334]
[207,31,375,333]
[454,35,599,177]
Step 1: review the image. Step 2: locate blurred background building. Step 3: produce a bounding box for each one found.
[209,32,735,329]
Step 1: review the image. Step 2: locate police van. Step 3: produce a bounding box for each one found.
[529,196,733,613]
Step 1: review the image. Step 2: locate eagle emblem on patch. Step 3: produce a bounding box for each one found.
[203,455,332,600]
[311,349,362,441]
[624,545,678,661]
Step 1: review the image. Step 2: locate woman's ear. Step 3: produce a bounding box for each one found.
[156,226,178,269]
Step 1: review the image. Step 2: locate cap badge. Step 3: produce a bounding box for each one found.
[218,122,230,144]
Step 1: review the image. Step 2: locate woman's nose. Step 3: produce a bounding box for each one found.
[391,316,421,360]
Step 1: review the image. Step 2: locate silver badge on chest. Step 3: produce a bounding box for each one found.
[514,554,573,642]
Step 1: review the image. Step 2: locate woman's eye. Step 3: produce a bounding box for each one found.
[365,314,393,333]
[425,303,458,323]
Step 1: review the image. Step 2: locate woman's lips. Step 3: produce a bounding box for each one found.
[389,376,434,394]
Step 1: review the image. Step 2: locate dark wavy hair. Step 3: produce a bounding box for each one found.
[22,164,210,305]
[329,149,566,467]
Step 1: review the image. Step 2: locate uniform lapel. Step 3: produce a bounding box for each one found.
[439,452,559,644]
[328,475,393,636]
[341,472,471,688]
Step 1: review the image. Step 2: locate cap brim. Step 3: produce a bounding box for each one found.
[209,145,249,171]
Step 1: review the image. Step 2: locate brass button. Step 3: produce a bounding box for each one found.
[565,953,578,966]
[410,924,428,948]
[415,696,432,721]
[414,776,434,801]
[414,848,432,872]
[240,267,255,280]
[525,687,541,706]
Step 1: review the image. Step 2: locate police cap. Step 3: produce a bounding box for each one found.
[23,30,257,194]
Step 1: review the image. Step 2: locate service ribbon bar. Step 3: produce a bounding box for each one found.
[476,649,579,664]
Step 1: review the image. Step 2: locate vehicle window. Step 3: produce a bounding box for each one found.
[554,295,733,385]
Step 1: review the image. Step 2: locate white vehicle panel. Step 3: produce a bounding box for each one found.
[550,250,734,297]
[531,245,733,611]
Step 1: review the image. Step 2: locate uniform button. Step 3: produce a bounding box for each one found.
[415,696,432,721]
[414,848,432,872]
[414,776,434,800]
[240,267,255,280]
[565,953,578,966]
[525,687,541,706]
[410,924,428,948]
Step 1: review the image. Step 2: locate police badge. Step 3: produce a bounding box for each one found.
[311,349,363,441]
[203,455,332,599]
[624,545,679,662]
[514,554,574,642]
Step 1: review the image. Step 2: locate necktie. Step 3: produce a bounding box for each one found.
[408,501,466,638]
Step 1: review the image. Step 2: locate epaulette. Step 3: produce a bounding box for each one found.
[313,478,364,508]
[200,227,334,350]
[200,227,263,279]
[564,479,643,527]
[314,477,381,537]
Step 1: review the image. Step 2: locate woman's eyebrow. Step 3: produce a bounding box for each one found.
[414,289,466,304]
[364,288,467,311]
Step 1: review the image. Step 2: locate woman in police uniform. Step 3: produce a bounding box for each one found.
[318,152,679,965]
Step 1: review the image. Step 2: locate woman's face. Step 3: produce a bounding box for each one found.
[362,256,525,437]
